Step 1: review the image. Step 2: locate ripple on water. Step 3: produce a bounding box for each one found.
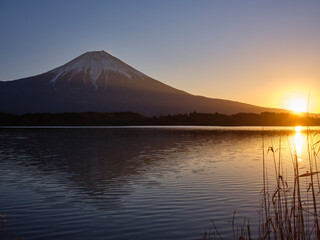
[0,127,319,239]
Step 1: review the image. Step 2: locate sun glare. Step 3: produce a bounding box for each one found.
[289,98,308,113]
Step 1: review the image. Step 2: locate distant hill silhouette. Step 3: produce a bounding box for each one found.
[0,51,289,115]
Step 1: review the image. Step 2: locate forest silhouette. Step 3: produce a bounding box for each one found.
[1,111,319,126]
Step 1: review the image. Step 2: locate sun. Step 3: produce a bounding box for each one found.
[289,98,308,113]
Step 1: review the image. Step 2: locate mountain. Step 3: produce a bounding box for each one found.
[0,50,286,115]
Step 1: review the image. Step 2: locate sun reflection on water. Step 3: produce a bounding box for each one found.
[294,126,303,162]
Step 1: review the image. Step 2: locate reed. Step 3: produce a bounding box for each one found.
[0,212,22,240]
[204,127,320,239]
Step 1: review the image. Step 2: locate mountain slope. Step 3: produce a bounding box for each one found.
[0,50,286,115]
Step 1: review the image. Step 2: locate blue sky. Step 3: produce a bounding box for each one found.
[0,0,319,111]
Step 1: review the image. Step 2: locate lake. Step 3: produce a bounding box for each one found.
[0,126,319,239]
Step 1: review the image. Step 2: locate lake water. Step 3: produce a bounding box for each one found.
[0,126,319,239]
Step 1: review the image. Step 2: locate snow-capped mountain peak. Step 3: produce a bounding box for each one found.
[0,50,287,116]
[50,50,146,89]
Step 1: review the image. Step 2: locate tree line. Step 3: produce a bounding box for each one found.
[0,111,319,126]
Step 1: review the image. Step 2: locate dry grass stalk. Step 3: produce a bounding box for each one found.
[204,127,320,239]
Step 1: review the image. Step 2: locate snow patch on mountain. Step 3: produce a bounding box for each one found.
[50,51,146,89]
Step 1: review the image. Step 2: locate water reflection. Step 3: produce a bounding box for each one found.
[294,126,303,162]
[0,127,318,240]
[1,129,250,209]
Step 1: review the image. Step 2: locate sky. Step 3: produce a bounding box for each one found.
[0,0,319,113]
